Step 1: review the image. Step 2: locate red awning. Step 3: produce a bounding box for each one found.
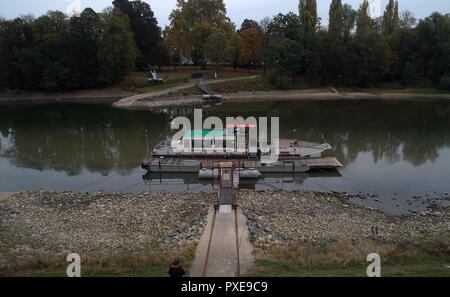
[226,123,257,128]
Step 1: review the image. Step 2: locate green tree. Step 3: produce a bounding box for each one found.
[267,12,301,41]
[342,4,357,40]
[328,1,355,84]
[265,38,304,88]
[350,32,392,86]
[329,0,343,38]
[66,8,102,88]
[239,19,260,33]
[113,0,162,70]
[31,11,71,90]
[356,0,371,36]
[205,29,227,72]
[224,31,240,71]
[415,13,450,84]
[399,10,417,30]
[97,8,138,85]
[298,0,317,37]
[382,0,399,36]
[0,17,38,89]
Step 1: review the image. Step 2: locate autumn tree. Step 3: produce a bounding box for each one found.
[238,28,263,72]
[167,0,234,67]
[163,28,190,69]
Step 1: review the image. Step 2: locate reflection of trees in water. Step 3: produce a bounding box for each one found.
[0,100,449,176]
[210,100,450,167]
[0,105,172,175]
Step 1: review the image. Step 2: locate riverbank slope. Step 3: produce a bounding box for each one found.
[1,190,448,276]
[115,90,450,109]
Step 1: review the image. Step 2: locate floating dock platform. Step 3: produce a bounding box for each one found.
[141,156,342,173]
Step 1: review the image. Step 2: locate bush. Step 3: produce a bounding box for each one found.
[267,71,294,90]
[191,72,204,79]
[439,75,450,91]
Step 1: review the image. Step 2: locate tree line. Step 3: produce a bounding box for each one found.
[0,0,449,90]
[165,0,449,89]
[0,0,162,90]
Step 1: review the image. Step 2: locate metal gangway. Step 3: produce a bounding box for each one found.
[212,161,240,213]
[196,82,222,99]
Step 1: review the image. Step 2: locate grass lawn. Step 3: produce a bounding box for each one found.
[245,239,450,277]
[174,76,318,96]
[119,66,259,95]
[247,255,450,277]
[119,68,450,97]
[1,244,197,277]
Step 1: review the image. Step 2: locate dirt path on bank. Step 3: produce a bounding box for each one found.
[112,76,258,109]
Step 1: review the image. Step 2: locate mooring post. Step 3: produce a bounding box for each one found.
[145,129,149,157]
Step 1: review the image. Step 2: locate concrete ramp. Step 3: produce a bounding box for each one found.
[190,206,254,277]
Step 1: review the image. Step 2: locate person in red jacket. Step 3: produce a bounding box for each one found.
[168,259,185,277]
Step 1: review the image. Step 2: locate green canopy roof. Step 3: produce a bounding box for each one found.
[184,129,224,139]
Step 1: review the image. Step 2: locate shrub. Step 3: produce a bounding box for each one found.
[191,72,204,79]
[267,71,294,90]
[439,75,450,91]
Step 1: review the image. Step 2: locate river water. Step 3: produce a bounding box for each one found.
[0,99,449,215]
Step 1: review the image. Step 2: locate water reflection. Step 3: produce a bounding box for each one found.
[0,99,449,212]
[142,170,342,193]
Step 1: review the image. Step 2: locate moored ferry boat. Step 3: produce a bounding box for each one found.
[142,125,342,176]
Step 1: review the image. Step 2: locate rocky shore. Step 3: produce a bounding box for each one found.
[235,190,450,247]
[0,191,214,258]
[1,190,448,270]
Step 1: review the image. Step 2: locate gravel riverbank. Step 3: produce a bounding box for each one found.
[0,191,214,257]
[1,190,448,269]
[235,190,449,247]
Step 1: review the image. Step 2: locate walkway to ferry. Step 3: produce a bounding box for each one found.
[190,164,254,277]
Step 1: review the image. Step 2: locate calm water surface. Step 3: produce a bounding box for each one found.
[1,99,449,215]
